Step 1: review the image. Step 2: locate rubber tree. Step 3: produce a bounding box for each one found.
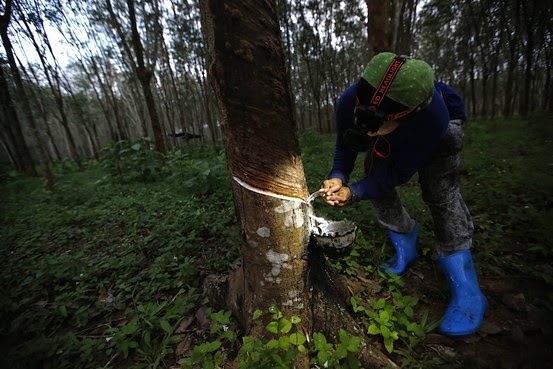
[199,1,393,367]
[104,0,167,152]
[0,0,36,176]
[0,0,54,186]
[366,0,391,57]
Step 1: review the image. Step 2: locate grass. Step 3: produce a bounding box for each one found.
[1,115,552,368]
[0,144,238,369]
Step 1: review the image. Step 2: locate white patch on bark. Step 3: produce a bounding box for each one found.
[274,201,304,229]
[282,290,304,308]
[256,227,271,238]
[265,249,291,284]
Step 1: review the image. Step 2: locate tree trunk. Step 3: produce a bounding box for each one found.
[520,0,536,117]
[16,3,81,166]
[502,1,520,118]
[0,0,54,185]
[0,55,36,176]
[104,0,166,151]
[127,0,167,152]
[0,0,36,176]
[366,0,391,58]
[199,1,394,367]
[21,61,59,161]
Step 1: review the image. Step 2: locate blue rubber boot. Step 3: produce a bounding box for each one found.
[437,249,487,336]
[381,221,419,275]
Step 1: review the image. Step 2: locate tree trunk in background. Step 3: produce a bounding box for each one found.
[1,0,35,175]
[519,0,537,118]
[0,55,36,176]
[22,62,59,161]
[545,52,553,112]
[401,0,418,54]
[502,1,519,118]
[366,0,391,57]
[199,1,393,367]
[104,0,166,151]
[127,0,167,152]
[16,4,81,166]
[0,0,54,184]
[390,0,404,52]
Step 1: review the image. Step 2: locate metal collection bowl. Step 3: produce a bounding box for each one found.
[311,219,357,258]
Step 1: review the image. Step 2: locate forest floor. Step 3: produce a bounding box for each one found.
[305,115,553,368]
[1,116,552,368]
[375,248,553,368]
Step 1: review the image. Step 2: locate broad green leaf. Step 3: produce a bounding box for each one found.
[289,332,306,346]
[379,310,390,323]
[347,335,361,352]
[278,318,292,333]
[266,338,279,349]
[197,340,221,354]
[368,324,380,335]
[252,309,263,320]
[160,319,173,335]
[312,332,328,349]
[266,321,279,334]
[373,298,386,309]
[278,335,290,349]
[290,316,301,324]
[380,324,391,337]
[384,336,394,353]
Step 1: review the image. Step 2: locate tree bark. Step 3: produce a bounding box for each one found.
[15,2,81,166]
[199,1,394,367]
[366,0,391,58]
[519,0,536,118]
[0,0,36,176]
[0,55,36,175]
[104,0,166,152]
[498,0,518,118]
[0,0,54,185]
[126,0,167,152]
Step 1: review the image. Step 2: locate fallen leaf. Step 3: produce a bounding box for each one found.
[175,315,194,334]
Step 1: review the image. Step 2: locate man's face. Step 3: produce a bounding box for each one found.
[354,104,385,134]
[366,120,399,137]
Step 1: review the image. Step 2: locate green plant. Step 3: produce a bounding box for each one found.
[351,288,438,353]
[108,291,196,367]
[237,305,306,368]
[183,305,362,369]
[2,117,553,369]
[181,309,237,369]
[101,137,166,182]
[241,306,362,368]
[310,330,362,369]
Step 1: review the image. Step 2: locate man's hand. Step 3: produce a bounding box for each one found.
[320,178,352,206]
[321,178,343,195]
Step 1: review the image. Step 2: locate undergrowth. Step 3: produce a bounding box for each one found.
[1,116,552,368]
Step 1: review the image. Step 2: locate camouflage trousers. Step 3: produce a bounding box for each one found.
[369,120,474,256]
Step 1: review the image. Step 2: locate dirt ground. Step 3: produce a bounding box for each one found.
[189,237,553,369]
[392,254,553,369]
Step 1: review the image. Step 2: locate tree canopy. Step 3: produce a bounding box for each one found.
[1,0,551,168]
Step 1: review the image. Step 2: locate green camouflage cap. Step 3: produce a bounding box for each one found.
[361,52,435,109]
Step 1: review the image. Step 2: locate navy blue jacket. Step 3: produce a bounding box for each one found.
[328,80,466,200]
